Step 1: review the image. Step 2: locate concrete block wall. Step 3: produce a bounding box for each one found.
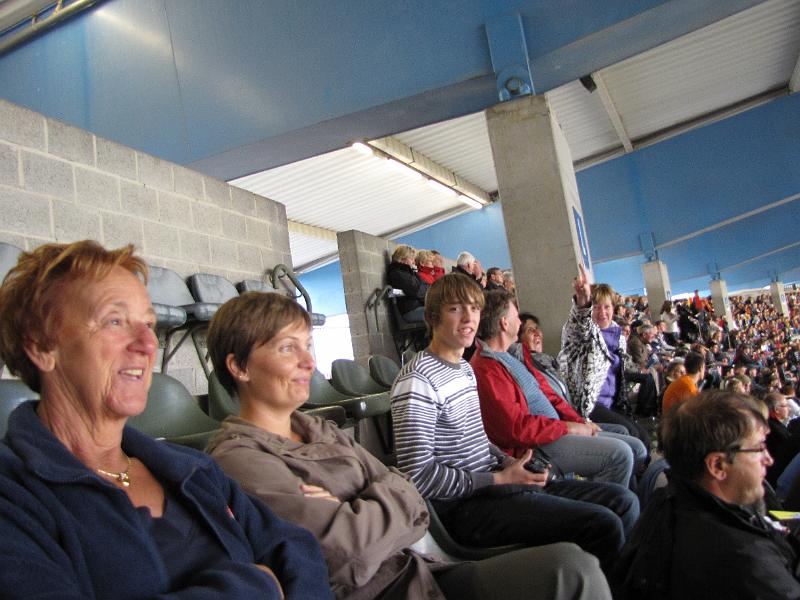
[337,229,456,366]
[338,230,399,365]
[0,98,292,394]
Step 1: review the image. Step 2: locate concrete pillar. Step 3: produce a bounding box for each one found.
[709,279,734,328]
[486,95,593,356]
[641,260,671,320]
[771,281,789,316]
[337,230,399,365]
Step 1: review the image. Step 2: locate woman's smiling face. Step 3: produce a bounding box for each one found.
[236,322,315,411]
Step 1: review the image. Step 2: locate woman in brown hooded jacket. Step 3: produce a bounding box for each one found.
[205,291,611,600]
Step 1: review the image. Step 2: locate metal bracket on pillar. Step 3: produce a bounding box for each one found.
[707,262,721,280]
[770,270,780,283]
[485,13,535,102]
[639,232,657,262]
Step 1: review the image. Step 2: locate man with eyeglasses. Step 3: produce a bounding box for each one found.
[612,390,800,599]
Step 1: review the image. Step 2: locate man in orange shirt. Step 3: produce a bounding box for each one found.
[662,352,705,415]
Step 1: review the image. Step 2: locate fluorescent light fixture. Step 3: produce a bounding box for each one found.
[386,158,423,180]
[458,194,484,209]
[427,179,457,197]
[351,142,374,156]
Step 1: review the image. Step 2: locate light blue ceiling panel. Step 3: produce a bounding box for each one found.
[0,0,768,172]
[593,254,647,295]
[577,92,800,263]
[657,199,800,282]
[0,0,189,161]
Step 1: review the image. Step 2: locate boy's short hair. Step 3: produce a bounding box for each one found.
[424,273,484,329]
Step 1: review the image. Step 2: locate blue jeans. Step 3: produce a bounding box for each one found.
[434,479,639,572]
[598,431,648,472]
[541,433,634,486]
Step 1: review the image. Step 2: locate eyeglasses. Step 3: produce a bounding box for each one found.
[729,443,769,455]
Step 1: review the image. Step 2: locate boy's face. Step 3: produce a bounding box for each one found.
[432,295,482,352]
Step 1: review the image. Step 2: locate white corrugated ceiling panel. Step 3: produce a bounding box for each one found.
[393,112,498,192]
[546,79,622,162]
[288,231,338,269]
[232,146,463,234]
[603,0,800,139]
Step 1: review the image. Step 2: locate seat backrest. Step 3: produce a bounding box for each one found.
[146,266,195,306]
[307,369,352,405]
[0,242,23,284]
[0,379,39,438]
[636,458,670,507]
[208,371,240,421]
[188,273,239,304]
[237,280,325,325]
[331,359,385,396]
[237,279,282,294]
[129,372,219,438]
[401,349,418,365]
[369,355,400,389]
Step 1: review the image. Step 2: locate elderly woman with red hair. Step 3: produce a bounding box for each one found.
[0,240,331,599]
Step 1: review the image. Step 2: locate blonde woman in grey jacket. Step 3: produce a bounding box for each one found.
[558,265,650,448]
[205,291,612,600]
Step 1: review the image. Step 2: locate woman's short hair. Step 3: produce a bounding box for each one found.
[591,283,616,306]
[665,359,685,377]
[661,390,766,481]
[207,292,311,394]
[424,273,484,329]
[0,241,146,392]
[391,245,416,263]
[517,312,539,342]
[415,249,434,266]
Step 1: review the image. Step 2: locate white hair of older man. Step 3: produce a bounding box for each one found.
[456,251,475,267]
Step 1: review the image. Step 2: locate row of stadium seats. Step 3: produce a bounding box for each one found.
[0,355,403,456]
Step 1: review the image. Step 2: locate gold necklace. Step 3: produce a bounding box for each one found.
[97,454,132,487]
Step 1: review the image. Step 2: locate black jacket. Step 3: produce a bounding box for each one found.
[613,473,800,600]
[386,261,428,315]
[767,417,800,487]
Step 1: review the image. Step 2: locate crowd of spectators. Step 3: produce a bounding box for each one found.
[385,245,515,323]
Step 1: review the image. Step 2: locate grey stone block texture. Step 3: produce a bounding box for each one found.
[338,230,399,364]
[0,99,291,394]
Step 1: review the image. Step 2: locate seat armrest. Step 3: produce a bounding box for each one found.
[302,405,347,426]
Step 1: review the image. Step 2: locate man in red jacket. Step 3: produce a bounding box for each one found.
[471,289,638,486]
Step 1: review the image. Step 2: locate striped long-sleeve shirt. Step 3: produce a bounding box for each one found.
[390,350,503,500]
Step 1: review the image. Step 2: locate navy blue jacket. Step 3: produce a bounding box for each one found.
[0,401,333,600]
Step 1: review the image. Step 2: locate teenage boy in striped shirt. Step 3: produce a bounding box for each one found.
[390,273,639,573]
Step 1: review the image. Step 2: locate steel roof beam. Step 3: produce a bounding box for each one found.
[592,71,633,153]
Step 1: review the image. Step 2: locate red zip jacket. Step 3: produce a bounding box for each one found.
[471,341,585,457]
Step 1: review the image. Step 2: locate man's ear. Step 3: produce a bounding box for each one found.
[499,314,509,333]
[704,452,729,482]
[24,343,56,373]
[225,353,249,383]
